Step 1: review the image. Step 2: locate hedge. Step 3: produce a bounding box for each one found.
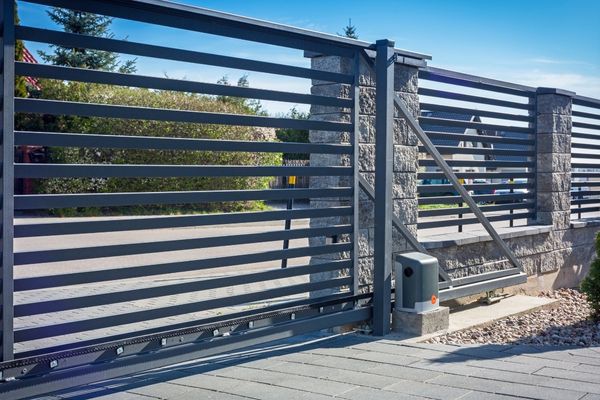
[17,79,282,215]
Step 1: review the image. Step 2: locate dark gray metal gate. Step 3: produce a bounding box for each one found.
[0,0,542,398]
[0,1,393,397]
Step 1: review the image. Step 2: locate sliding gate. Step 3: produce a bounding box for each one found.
[0,1,376,397]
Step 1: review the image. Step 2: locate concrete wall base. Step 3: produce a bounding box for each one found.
[392,306,449,336]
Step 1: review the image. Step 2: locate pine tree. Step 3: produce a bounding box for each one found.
[342,19,358,40]
[38,8,136,73]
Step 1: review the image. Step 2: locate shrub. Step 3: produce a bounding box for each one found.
[18,79,282,215]
[581,232,600,319]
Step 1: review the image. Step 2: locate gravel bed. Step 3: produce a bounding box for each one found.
[428,288,600,346]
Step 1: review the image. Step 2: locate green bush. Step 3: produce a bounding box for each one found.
[581,232,600,319]
[18,79,282,215]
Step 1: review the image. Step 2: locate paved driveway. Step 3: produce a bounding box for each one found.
[38,333,600,400]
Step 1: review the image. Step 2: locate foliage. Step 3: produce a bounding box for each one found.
[340,18,358,39]
[581,232,600,319]
[275,107,309,160]
[216,75,265,115]
[38,7,136,73]
[21,79,281,215]
[14,2,28,98]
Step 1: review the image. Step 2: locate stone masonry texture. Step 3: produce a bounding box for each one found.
[308,53,420,295]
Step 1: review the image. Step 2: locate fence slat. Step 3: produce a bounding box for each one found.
[16,98,353,132]
[16,62,352,108]
[15,131,352,154]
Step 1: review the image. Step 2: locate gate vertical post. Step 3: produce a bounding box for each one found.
[0,0,15,362]
[373,39,394,336]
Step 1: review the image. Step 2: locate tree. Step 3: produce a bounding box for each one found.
[14,3,28,98]
[276,107,310,160]
[341,18,358,40]
[216,74,265,115]
[38,8,136,73]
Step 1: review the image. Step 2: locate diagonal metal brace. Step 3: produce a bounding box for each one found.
[357,175,453,283]
[393,94,523,272]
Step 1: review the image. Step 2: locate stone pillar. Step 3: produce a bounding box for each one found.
[535,88,574,230]
[307,52,422,294]
[308,55,353,297]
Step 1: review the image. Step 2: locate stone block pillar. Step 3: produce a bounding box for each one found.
[307,52,422,294]
[535,88,574,230]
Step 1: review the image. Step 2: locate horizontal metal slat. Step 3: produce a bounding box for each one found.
[573,110,600,120]
[418,172,534,180]
[571,206,600,214]
[572,163,600,169]
[15,164,353,178]
[570,190,600,197]
[418,67,535,97]
[572,181,600,187]
[14,206,353,238]
[15,131,352,154]
[419,202,534,217]
[573,95,600,109]
[572,172,600,179]
[424,131,534,146]
[16,62,353,108]
[14,277,353,342]
[14,242,353,290]
[15,260,351,315]
[15,188,352,210]
[572,132,600,141]
[419,116,533,134]
[15,98,353,132]
[417,182,531,194]
[19,0,374,58]
[418,87,532,111]
[14,225,352,265]
[418,212,533,229]
[571,142,600,150]
[571,198,600,206]
[420,146,534,157]
[573,121,600,130]
[16,26,354,84]
[572,152,600,160]
[419,159,534,168]
[418,192,532,205]
[420,102,532,122]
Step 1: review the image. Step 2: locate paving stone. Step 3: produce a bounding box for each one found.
[346,349,421,366]
[534,366,600,384]
[209,366,357,396]
[363,363,441,382]
[339,386,428,400]
[264,360,398,389]
[428,372,585,400]
[128,382,252,400]
[168,373,333,400]
[466,358,543,374]
[276,352,383,372]
[458,392,524,400]
[384,379,470,399]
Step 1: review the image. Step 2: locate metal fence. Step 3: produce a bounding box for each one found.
[417,67,537,232]
[0,0,383,397]
[571,95,600,219]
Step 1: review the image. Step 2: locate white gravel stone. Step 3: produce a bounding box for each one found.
[428,289,600,346]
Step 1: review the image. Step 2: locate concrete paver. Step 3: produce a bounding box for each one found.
[45,333,600,400]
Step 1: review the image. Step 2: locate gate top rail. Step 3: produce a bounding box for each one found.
[23,0,431,61]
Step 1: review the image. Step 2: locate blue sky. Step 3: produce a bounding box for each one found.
[18,0,600,115]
